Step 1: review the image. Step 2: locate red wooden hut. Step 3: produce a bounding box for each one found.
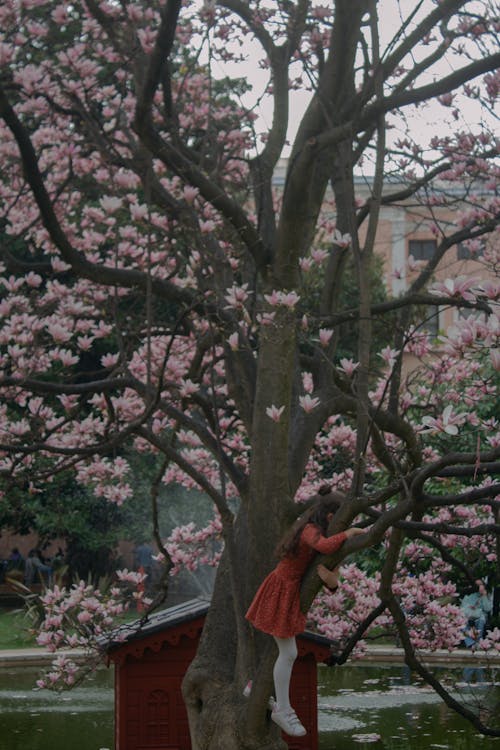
[106,597,333,750]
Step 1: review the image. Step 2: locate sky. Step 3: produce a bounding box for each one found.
[204,0,494,159]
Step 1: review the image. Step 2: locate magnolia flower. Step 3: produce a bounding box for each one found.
[179,379,199,397]
[264,290,300,308]
[333,229,351,248]
[224,283,250,309]
[339,358,359,376]
[256,312,276,326]
[491,349,500,372]
[378,346,400,368]
[128,202,147,221]
[474,280,500,300]
[407,255,426,272]
[319,328,334,347]
[311,248,329,263]
[421,405,466,435]
[46,322,72,343]
[299,257,313,272]
[25,271,42,287]
[183,186,199,204]
[100,196,122,213]
[266,404,285,422]
[199,219,216,234]
[101,352,120,368]
[299,394,320,413]
[227,332,239,351]
[280,291,300,308]
[429,276,477,302]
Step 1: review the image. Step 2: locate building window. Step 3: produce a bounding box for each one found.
[457,240,485,260]
[409,239,437,261]
[421,305,440,338]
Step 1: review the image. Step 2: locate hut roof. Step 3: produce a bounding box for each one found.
[105,597,333,663]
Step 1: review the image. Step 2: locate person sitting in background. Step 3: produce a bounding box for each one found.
[7,548,24,570]
[461,579,492,647]
[24,549,53,587]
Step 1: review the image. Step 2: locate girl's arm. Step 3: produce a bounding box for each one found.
[301,524,347,554]
[302,523,367,554]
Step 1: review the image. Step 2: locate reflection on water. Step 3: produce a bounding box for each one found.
[1,662,500,749]
[0,666,114,750]
[318,663,500,749]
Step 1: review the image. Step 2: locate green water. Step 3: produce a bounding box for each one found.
[0,665,114,750]
[318,663,500,749]
[1,662,500,749]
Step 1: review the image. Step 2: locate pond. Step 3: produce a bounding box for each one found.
[1,662,500,750]
[318,663,500,750]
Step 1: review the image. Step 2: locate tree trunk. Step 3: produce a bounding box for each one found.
[183,308,298,749]
[182,544,286,750]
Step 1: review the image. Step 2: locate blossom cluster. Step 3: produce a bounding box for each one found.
[34,575,148,690]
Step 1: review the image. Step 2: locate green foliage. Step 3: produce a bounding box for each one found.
[299,252,395,365]
[0,609,37,650]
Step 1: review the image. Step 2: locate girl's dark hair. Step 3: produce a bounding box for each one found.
[276,487,346,559]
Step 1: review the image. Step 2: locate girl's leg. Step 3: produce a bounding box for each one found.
[272,636,298,711]
[271,636,306,736]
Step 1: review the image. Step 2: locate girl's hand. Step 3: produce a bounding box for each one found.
[345,527,367,538]
[317,563,340,591]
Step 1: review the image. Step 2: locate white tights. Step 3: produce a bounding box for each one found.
[272,636,298,711]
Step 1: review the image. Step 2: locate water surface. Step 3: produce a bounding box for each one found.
[1,662,500,749]
[318,662,500,749]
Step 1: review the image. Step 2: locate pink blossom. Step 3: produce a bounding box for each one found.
[25,271,42,287]
[183,186,199,203]
[333,229,351,248]
[256,312,276,326]
[299,394,320,413]
[46,322,72,343]
[264,290,300,308]
[266,404,285,422]
[407,255,426,272]
[319,328,334,347]
[224,284,250,309]
[429,276,477,302]
[280,291,300,308]
[101,352,119,368]
[77,610,92,624]
[475,280,500,300]
[179,378,199,397]
[130,203,148,221]
[339,358,359,376]
[227,332,239,351]
[264,290,281,306]
[378,346,399,368]
[421,405,466,435]
[299,257,313,272]
[100,196,122,213]
[310,248,329,263]
[199,219,216,233]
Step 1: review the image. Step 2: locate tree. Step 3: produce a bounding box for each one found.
[0,0,499,747]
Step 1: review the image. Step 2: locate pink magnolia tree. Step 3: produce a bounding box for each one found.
[1,0,500,746]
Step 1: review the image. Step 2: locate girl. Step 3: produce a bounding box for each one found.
[245,489,367,737]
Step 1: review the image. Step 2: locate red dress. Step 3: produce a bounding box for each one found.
[245,524,347,638]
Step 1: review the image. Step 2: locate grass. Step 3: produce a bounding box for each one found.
[0,608,38,650]
[0,600,146,651]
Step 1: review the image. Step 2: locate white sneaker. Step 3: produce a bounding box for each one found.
[271,707,306,737]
